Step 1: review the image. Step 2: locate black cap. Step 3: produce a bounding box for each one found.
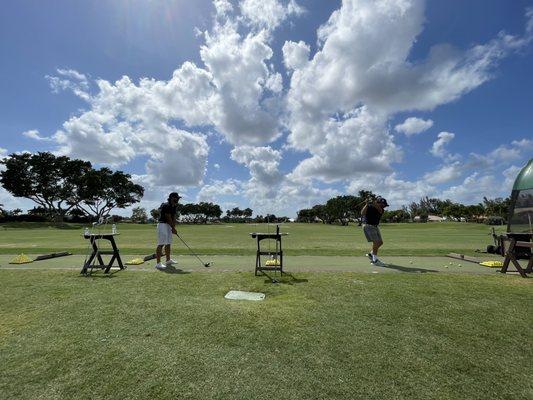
[168,192,181,201]
[376,197,389,207]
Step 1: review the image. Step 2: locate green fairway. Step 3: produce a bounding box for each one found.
[1,270,531,400]
[0,221,506,256]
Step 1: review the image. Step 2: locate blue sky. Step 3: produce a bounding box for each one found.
[1,0,532,217]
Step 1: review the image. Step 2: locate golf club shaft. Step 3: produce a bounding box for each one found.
[175,233,209,267]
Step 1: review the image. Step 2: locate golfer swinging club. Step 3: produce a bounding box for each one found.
[155,192,181,270]
[361,196,389,266]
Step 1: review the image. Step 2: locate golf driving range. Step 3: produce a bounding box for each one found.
[1,222,532,400]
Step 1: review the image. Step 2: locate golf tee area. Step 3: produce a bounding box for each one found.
[1,222,532,400]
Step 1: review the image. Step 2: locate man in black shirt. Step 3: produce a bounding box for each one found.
[155,192,180,270]
[361,197,389,266]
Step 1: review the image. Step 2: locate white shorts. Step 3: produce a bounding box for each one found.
[157,223,173,245]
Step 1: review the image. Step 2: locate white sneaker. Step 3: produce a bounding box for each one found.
[166,259,177,266]
[155,263,166,270]
[372,260,386,267]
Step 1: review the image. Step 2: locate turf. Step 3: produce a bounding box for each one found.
[0,270,531,400]
[0,221,506,256]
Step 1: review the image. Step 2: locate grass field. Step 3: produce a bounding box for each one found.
[0,221,507,256]
[1,222,532,399]
[1,271,532,399]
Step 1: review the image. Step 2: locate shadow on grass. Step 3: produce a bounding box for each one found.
[380,263,439,273]
[79,270,119,278]
[261,271,308,284]
[159,266,191,275]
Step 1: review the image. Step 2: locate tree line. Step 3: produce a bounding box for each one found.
[296,194,511,225]
[130,205,288,224]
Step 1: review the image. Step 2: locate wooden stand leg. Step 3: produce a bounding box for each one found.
[501,239,514,274]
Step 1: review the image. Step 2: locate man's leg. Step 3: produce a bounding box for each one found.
[372,239,383,257]
[156,245,164,263]
[164,244,171,262]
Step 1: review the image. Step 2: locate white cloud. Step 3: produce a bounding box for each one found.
[347,173,436,209]
[231,145,282,186]
[467,139,530,170]
[240,0,304,31]
[527,7,533,34]
[56,68,88,81]
[214,0,233,17]
[511,138,533,152]
[440,173,501,204]
[46,68,90,100]
[143,128,209,186]
[394,117,433,136]
[282,40,310,71]
[488,145,522,163]
[502,165,523,190]
[200,22,283,144]
[289,106,402,181]
[430,131,455,158]
[22,129,52,141]
[423,162,462,184]
[197,179,241,202]
[226,145,339,216]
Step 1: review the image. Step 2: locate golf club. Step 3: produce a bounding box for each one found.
[175,233,212,268]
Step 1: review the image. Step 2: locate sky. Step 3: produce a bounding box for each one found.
[0,0,532,217]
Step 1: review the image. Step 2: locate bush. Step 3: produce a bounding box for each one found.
[0,214,47,223]
[484,216,505,225]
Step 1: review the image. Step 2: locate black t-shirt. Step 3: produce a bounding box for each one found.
[364,204,382,226]
[158,202,177,223]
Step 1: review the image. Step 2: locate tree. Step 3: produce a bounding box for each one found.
[482,197,511,220]
[150,208,161,221]
[297,208,313,223]
[76,168,144,220]
[0,152,92,221]
[243,208,253,220]
[226,207,246,222]
[131,207,148,224]
[443,203,467,220]
[311,204,327,223]
[0,152,144,221]
[418,197,453,215]
[205,202,223,222]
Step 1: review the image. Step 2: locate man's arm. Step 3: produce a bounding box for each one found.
[165,213,177,234]
[361,204,368,217]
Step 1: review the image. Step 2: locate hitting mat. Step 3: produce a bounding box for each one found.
[224,290,265,301]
